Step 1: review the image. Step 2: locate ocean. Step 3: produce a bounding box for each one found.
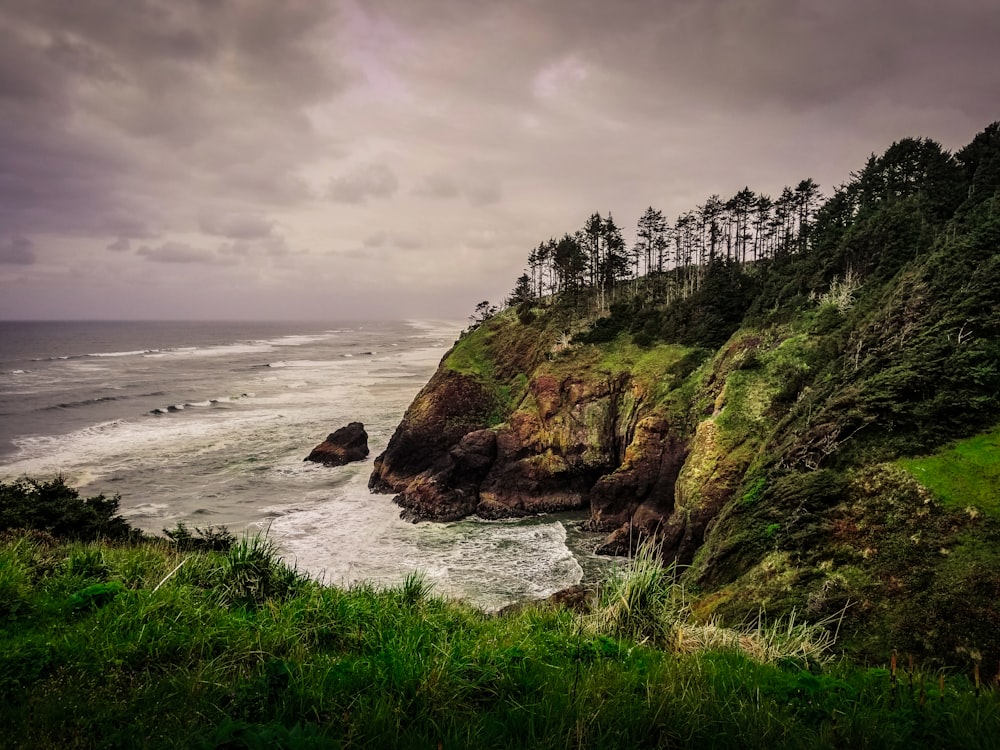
[0,320,612,609]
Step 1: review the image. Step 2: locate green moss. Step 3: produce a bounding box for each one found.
[593,336,705,406]
[898,425,1000,517]
[741,476,767,507]
[444,325,494,379]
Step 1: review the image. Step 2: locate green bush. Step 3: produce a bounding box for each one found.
[0,477,137,542]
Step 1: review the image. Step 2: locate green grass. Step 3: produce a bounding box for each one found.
[1,532,998,749]
[444,325,495,379]
[899,425,1000,517]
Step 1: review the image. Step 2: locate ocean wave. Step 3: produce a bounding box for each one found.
[144,343,272,359]
[86,349,153,358]
[149,393,249,415]
[31,354,81,362]
[267,333,338,347]
[44,395,123,411]
[31,349,155,362]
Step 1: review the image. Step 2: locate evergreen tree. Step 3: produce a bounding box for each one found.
[507,273,534,307]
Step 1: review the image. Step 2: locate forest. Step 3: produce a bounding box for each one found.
[495,125,999,352]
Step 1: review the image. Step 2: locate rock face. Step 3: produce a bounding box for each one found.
[368,318,722,558]
[369,369,496,493]
[366,305,1000,667]
[589,416,689,556]
[305,422,370,466]
[379,367,654,524]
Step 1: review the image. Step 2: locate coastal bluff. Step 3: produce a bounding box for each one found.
[369,123,1000,666]
[370,290,1000,666]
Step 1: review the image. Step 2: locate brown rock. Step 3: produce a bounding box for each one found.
[369,369,495,493]
[395,429,498,521]
[589,416,687,533]
[304,422,369,466]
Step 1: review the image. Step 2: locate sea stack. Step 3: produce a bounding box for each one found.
[305,422,369,466]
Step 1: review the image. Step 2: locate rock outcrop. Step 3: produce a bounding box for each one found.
[368,316,723,556]
[305,422,369,466]
[365,121,1000,667]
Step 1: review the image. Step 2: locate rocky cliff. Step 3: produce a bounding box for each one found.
[370,125,1000,666]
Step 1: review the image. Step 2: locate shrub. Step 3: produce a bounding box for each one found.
[0,477,137,542]
[162,521,235,552]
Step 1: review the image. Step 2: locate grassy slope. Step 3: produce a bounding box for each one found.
[2,532,999,749]
[899,426,1000,517]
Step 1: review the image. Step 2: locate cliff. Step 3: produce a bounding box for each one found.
[370,124,1000,666]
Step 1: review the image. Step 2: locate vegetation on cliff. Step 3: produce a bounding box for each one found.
[369,122,1000,669]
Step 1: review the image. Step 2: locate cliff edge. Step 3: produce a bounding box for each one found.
[370,124,1000,666]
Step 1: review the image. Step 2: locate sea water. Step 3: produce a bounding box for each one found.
[0,320,612,609]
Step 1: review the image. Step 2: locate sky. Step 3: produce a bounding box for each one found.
[0,0,997,321]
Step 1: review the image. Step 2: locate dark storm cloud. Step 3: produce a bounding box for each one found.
[1,0,997,320]
[0,0,350,238]
[371,0,999,119]
[0,237,36,265]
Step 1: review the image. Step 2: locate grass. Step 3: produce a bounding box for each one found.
[898,425,1000,517]
[2,533,998,748]
[444,325,495,379]
[595,337,701,404]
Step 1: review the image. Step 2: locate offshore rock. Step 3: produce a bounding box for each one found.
[304,422,369,466]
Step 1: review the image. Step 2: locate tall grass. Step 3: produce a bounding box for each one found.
[591,542,838,667]
[1,531,997,749]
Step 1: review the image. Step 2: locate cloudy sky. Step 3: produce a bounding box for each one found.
[0,0,997,320]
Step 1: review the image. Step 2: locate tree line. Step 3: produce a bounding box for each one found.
[504,178,822,314]
[481,128,999,340]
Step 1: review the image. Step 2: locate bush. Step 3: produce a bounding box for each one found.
[0,477,137,542]
[162,521,235,552]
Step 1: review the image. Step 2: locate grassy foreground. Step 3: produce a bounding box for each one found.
[2,532,999,749]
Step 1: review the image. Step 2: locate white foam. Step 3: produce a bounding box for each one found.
[267,334,337,347]
[145,343,274,359]
[87,350,149,358]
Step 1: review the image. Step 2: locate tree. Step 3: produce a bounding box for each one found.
[729,187,756,264]
[552,233,585,292]
[599,213,629,310]
[794,178,822,251]
[507,273,534,307]
[468,300,498,328]
[635,206,669,277]
[0,477,138,541]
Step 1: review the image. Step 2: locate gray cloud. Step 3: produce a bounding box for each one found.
[1,0,997,320]
[415,173,461,199]
[393,233,423,250]
[415,172,502,206]
[328,163,399,204]
[218,236,290,258]
[199,213,274,240]
[0,236,36,265]
[137,241,220,264]
[0,0,350,239]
